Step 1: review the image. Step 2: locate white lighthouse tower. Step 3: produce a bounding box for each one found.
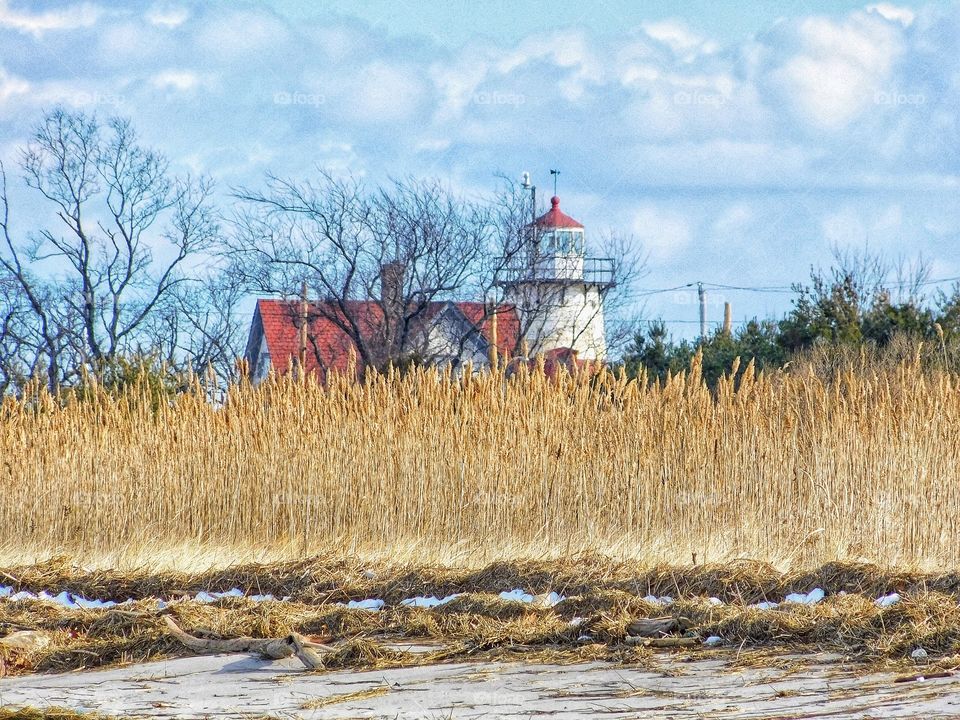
[498,193,615,361]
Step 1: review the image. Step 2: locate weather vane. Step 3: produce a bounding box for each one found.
[550,169,560,196]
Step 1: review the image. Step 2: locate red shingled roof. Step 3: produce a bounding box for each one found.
[531,196,584,229]
[457,301,520,357]
[252,299,520,378]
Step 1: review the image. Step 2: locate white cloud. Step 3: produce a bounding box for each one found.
[95,21,167,64]
[874,203,903,234]
[347,62,426,123]
[822,207,867,247]
[631,205,692,262]
[821,203,908,251]
[0,67,29,106]
[0,0,100,36]
[641,20,719,58]
[146,5,189,29]
[713,204,754,237]
[195,8,289,57]
[866,3,916,27]
[430,52,491,123]
[495,30,602,101]
[0,1,957,231]
[150,70,203,92]
[764,13,905,131]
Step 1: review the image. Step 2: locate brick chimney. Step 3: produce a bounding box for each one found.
[380,261,405,313]
[380,262,406,359]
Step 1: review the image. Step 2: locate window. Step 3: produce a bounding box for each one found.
[536,229,584,254]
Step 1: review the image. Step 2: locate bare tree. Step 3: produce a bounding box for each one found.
[0,108,219,390]
[593,229,648,355]
[0,271,43,392]
[229,169,645,373]
[228,171,492,372]
[138,271,246,381]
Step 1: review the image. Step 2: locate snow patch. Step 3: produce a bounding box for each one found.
[498,589,566,606]
[784,588,825,605]
[499,589,534,603]
[539,591,566,607]
[73,597,117,610]
[0,584,278,610]
[341,598,385,611]
[704,635,723,646]
[876,592,901,607]
[400,594,461,608]
[643,594,674,606]
[195,588,245,603]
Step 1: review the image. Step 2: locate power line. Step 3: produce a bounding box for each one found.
[630,274,960,298]
[701,282,794,293]
[629,283,698,297]
[900,275,960,289]
[651,319,754,325]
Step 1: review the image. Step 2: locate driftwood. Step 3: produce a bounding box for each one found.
[0,630,52,653]
[163,616,333,669]
[626,617,679,637]
[894,671,953,684]
[288,632,327,668]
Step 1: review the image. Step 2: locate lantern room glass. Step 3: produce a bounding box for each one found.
[538,229,584,255]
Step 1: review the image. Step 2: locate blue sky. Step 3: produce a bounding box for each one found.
[284,0,892,47]
[1,0,959,336]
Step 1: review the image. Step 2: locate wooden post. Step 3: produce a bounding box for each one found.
[299,281,308,376]
[489,302,499,371]
[698,282,706,341]
[723,302,732,336]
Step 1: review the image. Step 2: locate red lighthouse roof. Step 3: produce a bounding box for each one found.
[531,196,584,229]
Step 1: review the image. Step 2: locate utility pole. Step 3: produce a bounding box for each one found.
[698,282,707,342]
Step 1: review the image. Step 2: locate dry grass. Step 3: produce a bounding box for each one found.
[1,355,958,570]
[0,585,954,676]
[300,685,391,709]
[1,558,960,676]
[4,555,959,607]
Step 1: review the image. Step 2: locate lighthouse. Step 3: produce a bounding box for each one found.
[497,194,615,361]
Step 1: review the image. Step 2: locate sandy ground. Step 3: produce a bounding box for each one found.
[1,651,958,719]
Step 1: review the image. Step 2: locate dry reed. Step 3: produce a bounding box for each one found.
[1,354,958,570]
[3,580,960,675]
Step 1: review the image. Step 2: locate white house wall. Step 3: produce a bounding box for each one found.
[254,332,271,383]
[421,312,490,370]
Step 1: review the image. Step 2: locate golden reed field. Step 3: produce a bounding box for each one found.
[2,355,958,572]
